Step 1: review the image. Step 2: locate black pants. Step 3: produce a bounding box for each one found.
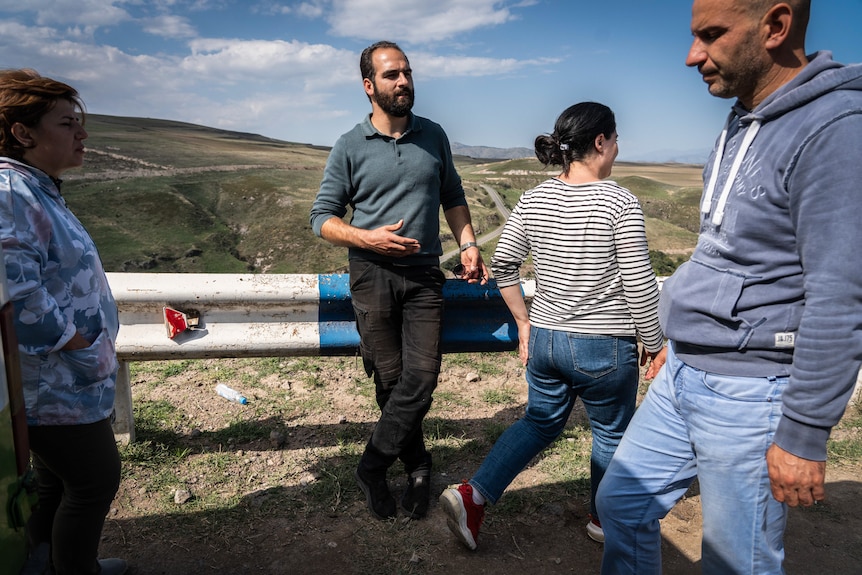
[349,260,445,477]
[27,418,121,575]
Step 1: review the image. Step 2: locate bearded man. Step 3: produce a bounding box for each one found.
[310,40,487,520]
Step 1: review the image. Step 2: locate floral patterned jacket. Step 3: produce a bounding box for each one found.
[0,158,119,426]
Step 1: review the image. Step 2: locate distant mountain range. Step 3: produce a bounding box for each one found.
[451,141,710,165]
[625,148,711,164]
[450,142,534,160]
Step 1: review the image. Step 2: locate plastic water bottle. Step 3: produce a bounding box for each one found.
[215,383,248,405]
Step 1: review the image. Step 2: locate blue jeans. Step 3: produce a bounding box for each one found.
[349,259,445,476]
[597,343,789,575]
[471,327,638,518]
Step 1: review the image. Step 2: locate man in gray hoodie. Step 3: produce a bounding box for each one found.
[597,1,862,573]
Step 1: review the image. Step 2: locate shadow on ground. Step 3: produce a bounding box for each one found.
[98,404,862,574]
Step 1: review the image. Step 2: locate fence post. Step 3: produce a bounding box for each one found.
[112,361,134,444]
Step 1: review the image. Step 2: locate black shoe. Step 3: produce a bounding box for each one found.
[355,468,396,520]
[401,471,431,519]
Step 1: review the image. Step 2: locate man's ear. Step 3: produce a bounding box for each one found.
[363,77,375,99]
[763,3,793,50]
[10,123,34,148]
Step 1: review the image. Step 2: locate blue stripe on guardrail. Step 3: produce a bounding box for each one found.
[441,280,518,353]
[316,273,518,355]
[317,274,359,353]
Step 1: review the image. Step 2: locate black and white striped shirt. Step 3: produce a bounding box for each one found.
[491,178,663,351]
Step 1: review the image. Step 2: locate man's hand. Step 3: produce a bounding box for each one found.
[641,346,666,379]
[362,220,420,256]
[766,443,826,507]
[458,246,489,285]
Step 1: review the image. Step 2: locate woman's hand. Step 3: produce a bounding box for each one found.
[516,321,530,366]
[63,332,91,351]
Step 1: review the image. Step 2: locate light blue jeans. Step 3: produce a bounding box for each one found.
[471,327,638,518]
[597,343,789,575]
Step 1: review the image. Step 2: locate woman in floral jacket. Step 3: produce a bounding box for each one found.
[0,69,125,575]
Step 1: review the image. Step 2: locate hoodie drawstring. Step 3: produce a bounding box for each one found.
[701,112,762,227]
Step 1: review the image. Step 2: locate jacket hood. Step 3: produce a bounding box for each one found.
[0,157,60,195]
[700,52,862,227]
[748,51,862,124]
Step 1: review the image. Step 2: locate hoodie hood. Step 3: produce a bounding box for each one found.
[754,51,862,123]
[700,52,862,227]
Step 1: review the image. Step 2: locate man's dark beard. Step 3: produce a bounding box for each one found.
[373,85,414,117]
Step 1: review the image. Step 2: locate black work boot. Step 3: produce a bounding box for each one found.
[401,471,431,519]
[355,467,396,520]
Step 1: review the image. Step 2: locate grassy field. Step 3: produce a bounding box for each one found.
[65,114,702,275]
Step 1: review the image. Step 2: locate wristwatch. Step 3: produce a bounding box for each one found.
[460,241,478,252]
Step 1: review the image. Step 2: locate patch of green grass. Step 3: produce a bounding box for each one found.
[537,428,592,482]
[233,357,293,379]
[350,375,375,400]
[828,404,862,462]
[178,452,249,511]
[432,390,471,409]
[442,352,509,377]
[301,372,326,389]
[481,386,518,406]
[335,422,371,446]
[287,389,331,415]
[119,439,189,472]
[424,416,469,442]
[131,399,186,446]
[442,353,473,368]
[287,357,323,370]
[129,361,166,378]
[828,439,862,462]
[140,467,186,503]
[212,365,239,382]
[159,360,196,378]
[305,460,358,513]
[208,418,275,444]
[474,354,506,376]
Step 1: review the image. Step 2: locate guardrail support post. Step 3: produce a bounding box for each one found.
[112,361,134,444]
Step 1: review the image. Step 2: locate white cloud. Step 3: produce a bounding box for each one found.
[327,0,515,43]
[142,14,198,39]
[251,1,325,18]
[414,52,560,78]
[252,2,293,16]
[187,90,350,133]
[184,38,356,88]
[0,0,131,28]
[295,1,326,18]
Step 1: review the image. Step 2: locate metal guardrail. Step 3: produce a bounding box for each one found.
[106,273,527,442]
[105,273,861,444]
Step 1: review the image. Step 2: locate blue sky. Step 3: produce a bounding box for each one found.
[1,0,860,162]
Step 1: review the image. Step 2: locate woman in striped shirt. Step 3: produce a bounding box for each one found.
[440,102,665,550]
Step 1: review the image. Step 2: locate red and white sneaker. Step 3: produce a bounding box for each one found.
[586,514,605,543]
[439,481,485,550]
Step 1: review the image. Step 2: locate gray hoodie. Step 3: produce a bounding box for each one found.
[658,52,862,461]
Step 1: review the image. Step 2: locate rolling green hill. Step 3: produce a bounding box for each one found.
[63,114,700,274]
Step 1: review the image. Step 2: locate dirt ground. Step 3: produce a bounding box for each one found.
[98,355,862,575]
